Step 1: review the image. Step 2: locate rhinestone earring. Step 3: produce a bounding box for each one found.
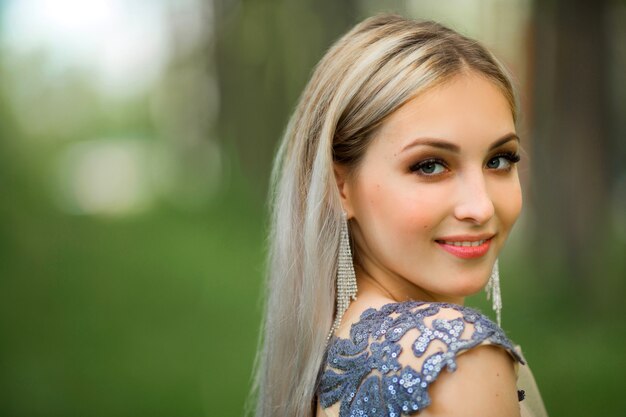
[327,211,358,341]
[486,259,502,327]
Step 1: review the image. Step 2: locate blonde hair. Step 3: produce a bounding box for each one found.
[251,14,518,417]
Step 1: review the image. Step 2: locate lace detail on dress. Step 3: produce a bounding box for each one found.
[317,301,524,417]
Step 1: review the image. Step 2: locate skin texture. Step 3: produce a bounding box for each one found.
[329,71,523,417]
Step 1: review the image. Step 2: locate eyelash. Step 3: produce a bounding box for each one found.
[489,152,521,170]
[409,152,521,176]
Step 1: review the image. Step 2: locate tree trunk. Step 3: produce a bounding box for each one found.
[213,0,359,198]
[529,0,612,304]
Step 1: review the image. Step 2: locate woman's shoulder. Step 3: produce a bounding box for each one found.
[317,299,524,416]
[329,299,522,358]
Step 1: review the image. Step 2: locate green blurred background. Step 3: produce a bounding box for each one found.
[0,0,625,416]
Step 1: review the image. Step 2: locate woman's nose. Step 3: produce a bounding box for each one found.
[453,173,495,225]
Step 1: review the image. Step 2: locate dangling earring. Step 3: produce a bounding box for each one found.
[327,211,358,341]
[486,259,502,327]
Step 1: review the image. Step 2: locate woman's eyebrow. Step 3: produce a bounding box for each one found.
[400,133,519,153]
[488,133,520,150]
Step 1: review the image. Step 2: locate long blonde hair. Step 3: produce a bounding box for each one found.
[252,14,518,417]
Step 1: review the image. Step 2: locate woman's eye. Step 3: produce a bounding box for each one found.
[411,160,446,175]
[486,156,510,169]
[486,153,520,170]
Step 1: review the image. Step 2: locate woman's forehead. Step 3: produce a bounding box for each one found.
[372,73,515,152]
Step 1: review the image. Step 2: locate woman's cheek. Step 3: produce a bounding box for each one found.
[497,179,523,228]
[380,187,438,241]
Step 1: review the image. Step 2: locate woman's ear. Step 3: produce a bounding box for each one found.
[333,163,354,217]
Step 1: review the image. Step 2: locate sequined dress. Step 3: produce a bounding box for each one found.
[315,301,547,417]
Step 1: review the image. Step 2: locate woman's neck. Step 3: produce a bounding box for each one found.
[354,263,465,306]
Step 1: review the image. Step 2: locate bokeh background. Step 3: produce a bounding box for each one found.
[1,0,625,416]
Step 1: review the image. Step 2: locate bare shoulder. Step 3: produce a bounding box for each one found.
[418,344,520,417]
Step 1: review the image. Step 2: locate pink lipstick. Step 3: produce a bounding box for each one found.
[435,236,493,259]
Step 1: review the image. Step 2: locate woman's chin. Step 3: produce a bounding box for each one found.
[446,275,491,298]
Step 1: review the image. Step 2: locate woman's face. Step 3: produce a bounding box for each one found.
[337,71,522,303]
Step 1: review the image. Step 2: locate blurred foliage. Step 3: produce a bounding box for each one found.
[529,0,626,310]
[0,175,265,416]
[213,0,359,199]
[0,1,625,417]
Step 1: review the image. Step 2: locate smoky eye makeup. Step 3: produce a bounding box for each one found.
[402,145,457,177]
[488,142,521,158]
[402,137,521,176]
[407,154,453,178]
[407,149,521,177]
[485,147,521,171]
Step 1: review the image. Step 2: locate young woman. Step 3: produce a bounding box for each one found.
[252,14,547,417]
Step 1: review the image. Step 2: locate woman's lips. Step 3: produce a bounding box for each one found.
[435,237,493,259]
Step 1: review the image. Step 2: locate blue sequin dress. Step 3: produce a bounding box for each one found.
[315,301,548,417]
